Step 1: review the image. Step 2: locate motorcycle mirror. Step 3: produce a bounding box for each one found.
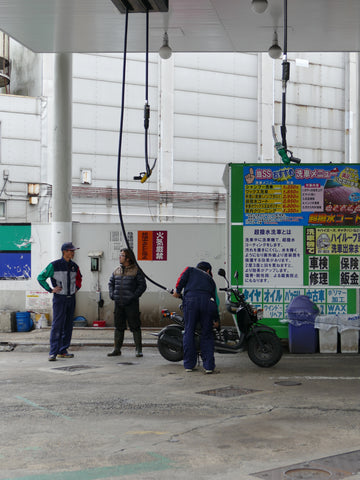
[218,268,229,288]
[234,271,239,281]
[218,268,226,277]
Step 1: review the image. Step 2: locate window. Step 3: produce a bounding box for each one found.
[0,201,5,218]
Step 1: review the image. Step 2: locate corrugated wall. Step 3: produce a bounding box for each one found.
[0,50,351,225]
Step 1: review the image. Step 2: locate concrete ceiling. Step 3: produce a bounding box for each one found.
[0,0,360,54]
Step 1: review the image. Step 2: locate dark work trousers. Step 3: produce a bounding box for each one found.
[182,291,215,371]
[50,294,76,356]
[114,301,141,333]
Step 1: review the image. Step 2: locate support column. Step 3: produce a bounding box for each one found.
[52,53,73,256]
[158,55,174,221]
[345,52,359,164]
[258,53,276,163]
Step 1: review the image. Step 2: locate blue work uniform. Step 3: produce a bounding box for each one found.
[175,266,217,370]
[38,258,82,356]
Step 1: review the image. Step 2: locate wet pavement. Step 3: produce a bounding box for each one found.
[0,329,360,480]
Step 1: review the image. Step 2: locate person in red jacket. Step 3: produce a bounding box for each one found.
[37,242,82,361]
[173,261,217,373]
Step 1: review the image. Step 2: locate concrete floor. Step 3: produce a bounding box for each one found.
[0,330,360,480]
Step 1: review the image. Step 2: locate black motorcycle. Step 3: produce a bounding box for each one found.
[157,268,283,368]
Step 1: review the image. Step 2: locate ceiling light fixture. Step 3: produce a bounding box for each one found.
[159,32,172,60]
[251,0,268,14]
[268,30,282,59]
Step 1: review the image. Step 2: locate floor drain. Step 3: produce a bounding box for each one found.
[284,468,331,480]
[275,381,302,386]
[197,385,261,398]
[53,365,99,372]
[252,449,360,480]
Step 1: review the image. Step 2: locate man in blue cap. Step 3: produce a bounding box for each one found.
[173,261,218,373]
[38,242,82,361]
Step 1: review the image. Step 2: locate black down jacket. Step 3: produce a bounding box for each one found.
[108,264,146,306]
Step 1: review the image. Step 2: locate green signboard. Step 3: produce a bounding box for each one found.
[226,164,359,338]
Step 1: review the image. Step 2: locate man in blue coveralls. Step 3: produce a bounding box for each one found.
[37,242,82,361]
[173,261,218,374]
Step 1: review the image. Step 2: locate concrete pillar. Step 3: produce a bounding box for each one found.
[345,52,359,164]
[258,53,276,163]
[52,53,73,256]
[158,55,174,221]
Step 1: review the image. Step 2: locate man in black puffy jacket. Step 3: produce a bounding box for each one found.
[108,248,146,357]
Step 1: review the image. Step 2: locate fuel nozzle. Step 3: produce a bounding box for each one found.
[272,126,301,165]
[274,141,291,165]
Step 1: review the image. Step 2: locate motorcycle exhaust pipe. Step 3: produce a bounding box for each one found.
[159,333,183,349]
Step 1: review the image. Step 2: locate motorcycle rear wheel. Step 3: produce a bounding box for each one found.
[247,331,282,368]
[157,326,184,362]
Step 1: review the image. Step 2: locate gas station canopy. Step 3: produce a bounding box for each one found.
[0,0,359,54]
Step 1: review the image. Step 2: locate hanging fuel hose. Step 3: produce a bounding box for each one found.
[133,9,157,183]
[116,8,169,292]
[273,0,301,165]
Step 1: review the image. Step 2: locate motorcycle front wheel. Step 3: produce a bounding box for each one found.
[247,331,283,368]
[157,326,184,362]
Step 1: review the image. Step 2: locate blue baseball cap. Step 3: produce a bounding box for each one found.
[61,242,79,251]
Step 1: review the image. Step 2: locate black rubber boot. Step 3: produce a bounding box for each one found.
[133,330,143,357]
[107,330,124,357]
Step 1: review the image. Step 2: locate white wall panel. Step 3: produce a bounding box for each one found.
[174,137,257,164]
[73,103,158,136]
[0,112,40,140]
[293,147,344,164]
[295,53,344,68]
[0,164,41,181]
[0,94,40,114]
[276,54,344,87]
[175,52,258,76]
[73,53,158,85]
[276,82,344,109]
[285,125,344,151]
[2,139,41,166]
[277,103,344,130]
[73,129,157,157]
[174,91,257,121]
[174,67,257,98]
[73,79,158,111]
[174,114,256,143]
[173,160,230,188]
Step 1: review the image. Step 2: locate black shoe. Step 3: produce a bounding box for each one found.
[48,355,57,362]
[107,350,121,357]
[57,352,74,358]
[135,351,143,357]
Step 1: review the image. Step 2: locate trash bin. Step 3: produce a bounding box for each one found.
[315,315,339,354]
[339,329,359,353]
[337,314,360,353]
[16,311,33,332]
[286,296,319,353]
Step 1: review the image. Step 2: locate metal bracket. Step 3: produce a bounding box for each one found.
[111,0,168,14]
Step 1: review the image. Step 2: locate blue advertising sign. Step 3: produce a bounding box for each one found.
[0,252,31,279]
